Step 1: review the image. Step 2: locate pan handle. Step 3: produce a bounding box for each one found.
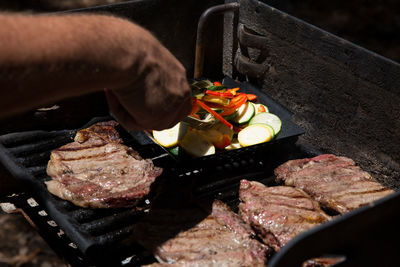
[194,2,240,79]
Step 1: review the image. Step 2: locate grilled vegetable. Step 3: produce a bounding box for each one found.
[152,79,283,157]
[232,101,255,125]
[223,110,239,121]
[202,94,230,106]
[195,99,233,129]
[206,85,227,91]
[180,130,215,157]
[249,113,282,135]
[152,123,182,148]
[252,103,269,114]
[212,122,234,140]
[169,146,180,156]
[246,94,257,101]
[225,138,242,150]
[238,124,274,147]
[195,122,234,150]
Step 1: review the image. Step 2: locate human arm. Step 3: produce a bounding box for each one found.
[0,13,191,130]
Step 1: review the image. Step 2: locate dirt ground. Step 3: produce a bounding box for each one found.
[0,206,66,267]
[0,0,399,266]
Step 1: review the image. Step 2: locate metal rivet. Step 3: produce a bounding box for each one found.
[47,220,57,227]
[57,229,64,237]
[68,243,78,249]
[27,198,39,207]
[38,210,48,216]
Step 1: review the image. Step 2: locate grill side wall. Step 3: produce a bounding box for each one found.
[233,0,400,189]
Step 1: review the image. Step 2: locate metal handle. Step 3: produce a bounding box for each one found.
[194,2,240,79]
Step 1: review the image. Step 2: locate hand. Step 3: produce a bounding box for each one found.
[105,27,192,131]
[0,14,191,124]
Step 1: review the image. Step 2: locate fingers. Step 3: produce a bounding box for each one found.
[150,98,191,131]
[106,88,190,131]
[104,31,192,132]
[104,89,142,131]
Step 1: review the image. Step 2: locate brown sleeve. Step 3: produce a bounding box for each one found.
[0,13,157,117]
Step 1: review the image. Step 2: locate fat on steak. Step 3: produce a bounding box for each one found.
[274,154,394,214]
[238,180,331,252]
[45,121,162,209]
[134,200,269,267]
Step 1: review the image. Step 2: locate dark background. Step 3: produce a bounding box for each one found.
[0,0,398,266]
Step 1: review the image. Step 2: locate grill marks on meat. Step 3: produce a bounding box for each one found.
[274,154,394,214]
[133,200,268,266]
[45,121,162,209]
[238,180,331,252]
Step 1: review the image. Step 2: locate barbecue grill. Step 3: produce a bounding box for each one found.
[1,0,399,266]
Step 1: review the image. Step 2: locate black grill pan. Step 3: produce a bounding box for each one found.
[0,117,169,266]
[0,111,306,266]
[141,76,305,164]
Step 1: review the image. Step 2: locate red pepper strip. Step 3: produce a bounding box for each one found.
[205,90,235,98]
[214,135,232,149]
[191,113,200,119]
[195,99,233,129]
[190,97,201,116]
[257,105,266,113]
[226,87,240,95]
[219,93,248,116]
[213,81,222,86]
[247,94,257,101]
[219,107,237,116]
[225,93,247,109]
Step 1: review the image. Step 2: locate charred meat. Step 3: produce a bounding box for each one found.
[238,179,331,252]
[45,121,162,208]
[274,154,394,214]
[134,200,268,266]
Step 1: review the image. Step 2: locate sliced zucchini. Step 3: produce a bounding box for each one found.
[238,124,274,147]
[252,103,269,114]
[232,102,255,125]
[196,128,224,145]
[225,138,242,150]
[179,130,215,157]
[223,110,239,121]
[206,85,227,91]
[212,108,224,113]
[211,122,234,140]
[249,113,282,135]
[153,122,183,148]
[169,146,180,156]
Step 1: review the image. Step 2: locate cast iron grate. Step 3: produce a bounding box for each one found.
[0,119,166,266]
[0,121,310,266]
[0,77,307,266]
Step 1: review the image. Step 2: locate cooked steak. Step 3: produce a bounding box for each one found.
[133,200,268,266]
[274,154,394,214]
[45,121,162,209]
[238,180,331,252]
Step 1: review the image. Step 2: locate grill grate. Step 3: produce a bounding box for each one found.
[0,118,165,266]
[0,116,310,266]
[0,77,307,266]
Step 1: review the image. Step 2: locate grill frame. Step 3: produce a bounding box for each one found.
[0,0,399,266]
[0,118,163,266]
[0,114,309,266]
